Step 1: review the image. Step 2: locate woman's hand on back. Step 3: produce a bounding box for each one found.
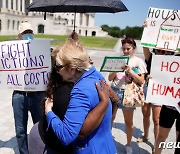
[45,98,54,115]
[95,80,109,105]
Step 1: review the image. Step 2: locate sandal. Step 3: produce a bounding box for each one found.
[137,136,149,142]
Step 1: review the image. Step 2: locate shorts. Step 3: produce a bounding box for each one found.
[159,105,180,132]
[111,87,135,110]
[143,83,148,99]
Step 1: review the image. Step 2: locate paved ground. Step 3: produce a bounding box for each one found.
[0,89,176,154]
[0,42,176,154]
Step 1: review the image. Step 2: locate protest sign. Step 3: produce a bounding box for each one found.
[0,39,51,91]
[141,7,180,52]
[100,56,129,72]
[146,55,180,112]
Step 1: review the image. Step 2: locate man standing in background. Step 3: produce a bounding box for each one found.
[12,21,45,154]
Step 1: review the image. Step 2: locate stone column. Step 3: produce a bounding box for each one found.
[86,14,89,27]
[82,14,86,26]
[13,0,16,11]
[18,0,21,12]
[22,0,25,13]
[8,0,12,10]
[2,0,6,8]
[1,0,7,12]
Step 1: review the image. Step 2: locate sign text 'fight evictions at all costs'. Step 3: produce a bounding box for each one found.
[0,40,51,91]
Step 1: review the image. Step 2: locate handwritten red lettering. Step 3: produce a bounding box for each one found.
[173,77,180,84]
[152,83,159,95]
[152,83,180,99]
[161,61,180,72]
[170,62,179,72]
[161,61,169,71]
[174,89,180,98]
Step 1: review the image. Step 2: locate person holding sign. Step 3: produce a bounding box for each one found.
[137,46,174,151]
[155,53,180,154]
[44,39,117,154]
[12,21,45,154]
[108,38,147,154]
[140,20,178,154]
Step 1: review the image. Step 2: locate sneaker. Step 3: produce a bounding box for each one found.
[126,145,133,154]
[137,136,149,142]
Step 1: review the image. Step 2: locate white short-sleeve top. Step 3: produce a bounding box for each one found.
[111,56,147,89]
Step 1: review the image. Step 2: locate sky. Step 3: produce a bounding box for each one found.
[95,0,180,29]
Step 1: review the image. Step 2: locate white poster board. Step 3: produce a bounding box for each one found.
[0,40,51,91]
[100,56,129,72]
[146,55,180,112]
[141,7,180,52]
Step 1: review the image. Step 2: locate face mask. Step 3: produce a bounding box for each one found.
[22,34,34,40]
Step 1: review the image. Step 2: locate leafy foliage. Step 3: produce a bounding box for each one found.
[101,25,143,39]
[101,24,110,33]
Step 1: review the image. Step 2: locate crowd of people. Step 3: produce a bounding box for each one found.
[5,21,179,154]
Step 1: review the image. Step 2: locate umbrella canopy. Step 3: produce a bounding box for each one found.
[28,0,128,30]
[28,0,128,13]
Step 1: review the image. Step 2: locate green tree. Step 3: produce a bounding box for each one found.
[109,26,121,38]
[101,24,110,33]
[121,26,143,39]
[101,24,143,39]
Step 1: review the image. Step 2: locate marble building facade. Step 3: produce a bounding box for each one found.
[0,0,107,37]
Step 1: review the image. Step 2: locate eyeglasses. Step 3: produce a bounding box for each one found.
[54,64,66,71]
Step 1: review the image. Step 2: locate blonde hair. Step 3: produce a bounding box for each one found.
[56,39,91,71]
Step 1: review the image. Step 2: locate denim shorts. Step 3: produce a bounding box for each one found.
[143,83,148,99]
[111,87,135,110]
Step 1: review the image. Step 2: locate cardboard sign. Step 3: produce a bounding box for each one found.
[100,56,129,72]
[146,55,180,112]
[141,7,180,52]
[0,40,51,91]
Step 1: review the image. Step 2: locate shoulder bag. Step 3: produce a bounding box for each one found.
[122,81,144,107]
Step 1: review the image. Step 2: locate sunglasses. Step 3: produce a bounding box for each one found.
[54,64,66,71]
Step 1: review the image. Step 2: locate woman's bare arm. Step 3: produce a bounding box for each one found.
[129,71,145,86]
[108,72,116,81]
[143,47,151,61]
[125,65,145,86]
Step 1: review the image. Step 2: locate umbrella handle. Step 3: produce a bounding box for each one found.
[44,12,46,20]
[73,6,76,31]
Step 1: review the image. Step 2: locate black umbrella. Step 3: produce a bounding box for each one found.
[28,0,128,31]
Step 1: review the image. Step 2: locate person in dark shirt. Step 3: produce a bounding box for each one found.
[45,39,117,154]
[28,44,119,153]
[139,47,179,154]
